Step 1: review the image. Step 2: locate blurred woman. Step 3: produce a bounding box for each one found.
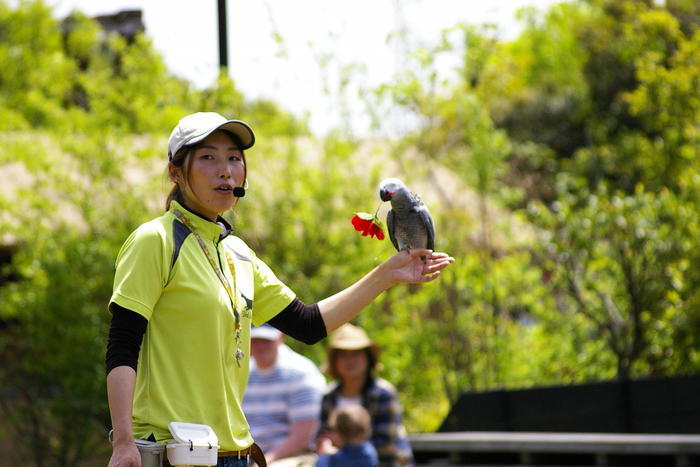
[317,323,415,466]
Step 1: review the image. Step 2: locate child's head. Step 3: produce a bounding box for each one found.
[329,405,372,445]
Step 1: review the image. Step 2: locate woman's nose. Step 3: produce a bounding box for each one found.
[219,163,232,178]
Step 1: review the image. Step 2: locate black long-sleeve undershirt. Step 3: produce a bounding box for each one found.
[105,298,326,375]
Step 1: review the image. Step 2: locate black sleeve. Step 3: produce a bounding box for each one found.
[105,302,148,375]
[268,298,327,345]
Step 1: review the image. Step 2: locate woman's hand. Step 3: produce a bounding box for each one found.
[379,249,454,285]
[108,440,141,467]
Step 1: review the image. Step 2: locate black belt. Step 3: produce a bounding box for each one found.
[217,443,266,466]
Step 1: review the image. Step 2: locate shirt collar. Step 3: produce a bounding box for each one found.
[169,200,232,242]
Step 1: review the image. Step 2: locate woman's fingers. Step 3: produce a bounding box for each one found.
[425,252,454,266]
[420,270,442,282]
[406,249,455,263]
[428,251,454,261]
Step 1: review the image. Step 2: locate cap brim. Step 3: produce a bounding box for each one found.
[187,120,255,150]
[217,120,255,150]
[250,334,280,340]
[250,328,282,340]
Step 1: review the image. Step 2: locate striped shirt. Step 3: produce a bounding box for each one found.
[243,344,325,452]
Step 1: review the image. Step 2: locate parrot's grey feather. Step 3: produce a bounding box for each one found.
[418,206,435,251]
[379,178,436,258]
[386,209,399,252]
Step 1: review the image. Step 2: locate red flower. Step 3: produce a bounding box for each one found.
[351,212,385,240]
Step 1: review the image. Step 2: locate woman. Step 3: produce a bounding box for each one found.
[317,324,414,466]
[105,112,453,467]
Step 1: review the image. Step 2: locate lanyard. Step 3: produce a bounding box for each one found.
[172,209,245,365]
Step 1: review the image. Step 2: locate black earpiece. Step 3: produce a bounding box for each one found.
[233,187,246,197]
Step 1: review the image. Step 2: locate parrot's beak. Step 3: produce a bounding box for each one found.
[380,189,393,202]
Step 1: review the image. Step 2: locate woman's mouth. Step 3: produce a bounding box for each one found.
[215,185,233,194]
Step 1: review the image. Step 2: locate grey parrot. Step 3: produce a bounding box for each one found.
[379,178,435,259]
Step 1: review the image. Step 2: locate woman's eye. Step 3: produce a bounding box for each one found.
[200,154,214,160]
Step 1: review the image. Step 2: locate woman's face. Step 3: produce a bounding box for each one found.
[172,131,245,220]
[334,349,369,382]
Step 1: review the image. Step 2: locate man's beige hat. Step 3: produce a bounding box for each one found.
[168,112,255,160]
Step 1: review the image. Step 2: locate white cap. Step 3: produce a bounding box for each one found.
[250,324,282,340]
[167,112,255,160]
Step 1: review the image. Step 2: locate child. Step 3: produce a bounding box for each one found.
[316,405,378,467]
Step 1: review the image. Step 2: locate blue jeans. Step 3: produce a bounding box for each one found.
[217,456,249,467]
[163,456,248,467]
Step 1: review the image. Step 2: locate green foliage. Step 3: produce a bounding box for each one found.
[527,184,700,378]
[3,0,700,463]
[0,129,159,465]
[0,2,307,463]
[0,1,76,130]
[621,28,700,190]
[479,0,700,197]
[1,227,115,466]
[198,71,309,138]
[370,0,700,424]
[480,2,592,163]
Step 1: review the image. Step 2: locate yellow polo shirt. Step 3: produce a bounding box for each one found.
[110,200,295,450]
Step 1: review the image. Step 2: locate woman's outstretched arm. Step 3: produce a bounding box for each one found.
[318,249,454,332]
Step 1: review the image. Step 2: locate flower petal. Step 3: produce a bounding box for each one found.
[352,213,385,240]
[352,215,372,232]
[373,225,385,240]
[354,212,376,221]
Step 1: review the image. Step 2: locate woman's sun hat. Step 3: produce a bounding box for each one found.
[323,323,380,378]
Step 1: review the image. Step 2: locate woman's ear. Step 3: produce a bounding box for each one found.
[168,163,181,183]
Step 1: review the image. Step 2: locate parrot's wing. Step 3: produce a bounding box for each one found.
[386,209,399,252]
[419,206,435,251]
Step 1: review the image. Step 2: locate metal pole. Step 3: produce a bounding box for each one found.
[217,0,228,69]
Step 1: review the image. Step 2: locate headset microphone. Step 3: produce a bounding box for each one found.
[232,187,246,197]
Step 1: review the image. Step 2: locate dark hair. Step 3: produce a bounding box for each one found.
[165,130,247,211]
[330,405,372,443]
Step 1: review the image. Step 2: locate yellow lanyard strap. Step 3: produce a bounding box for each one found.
[172,209,245,364]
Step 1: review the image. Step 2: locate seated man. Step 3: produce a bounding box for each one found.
[243,324,326,465]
